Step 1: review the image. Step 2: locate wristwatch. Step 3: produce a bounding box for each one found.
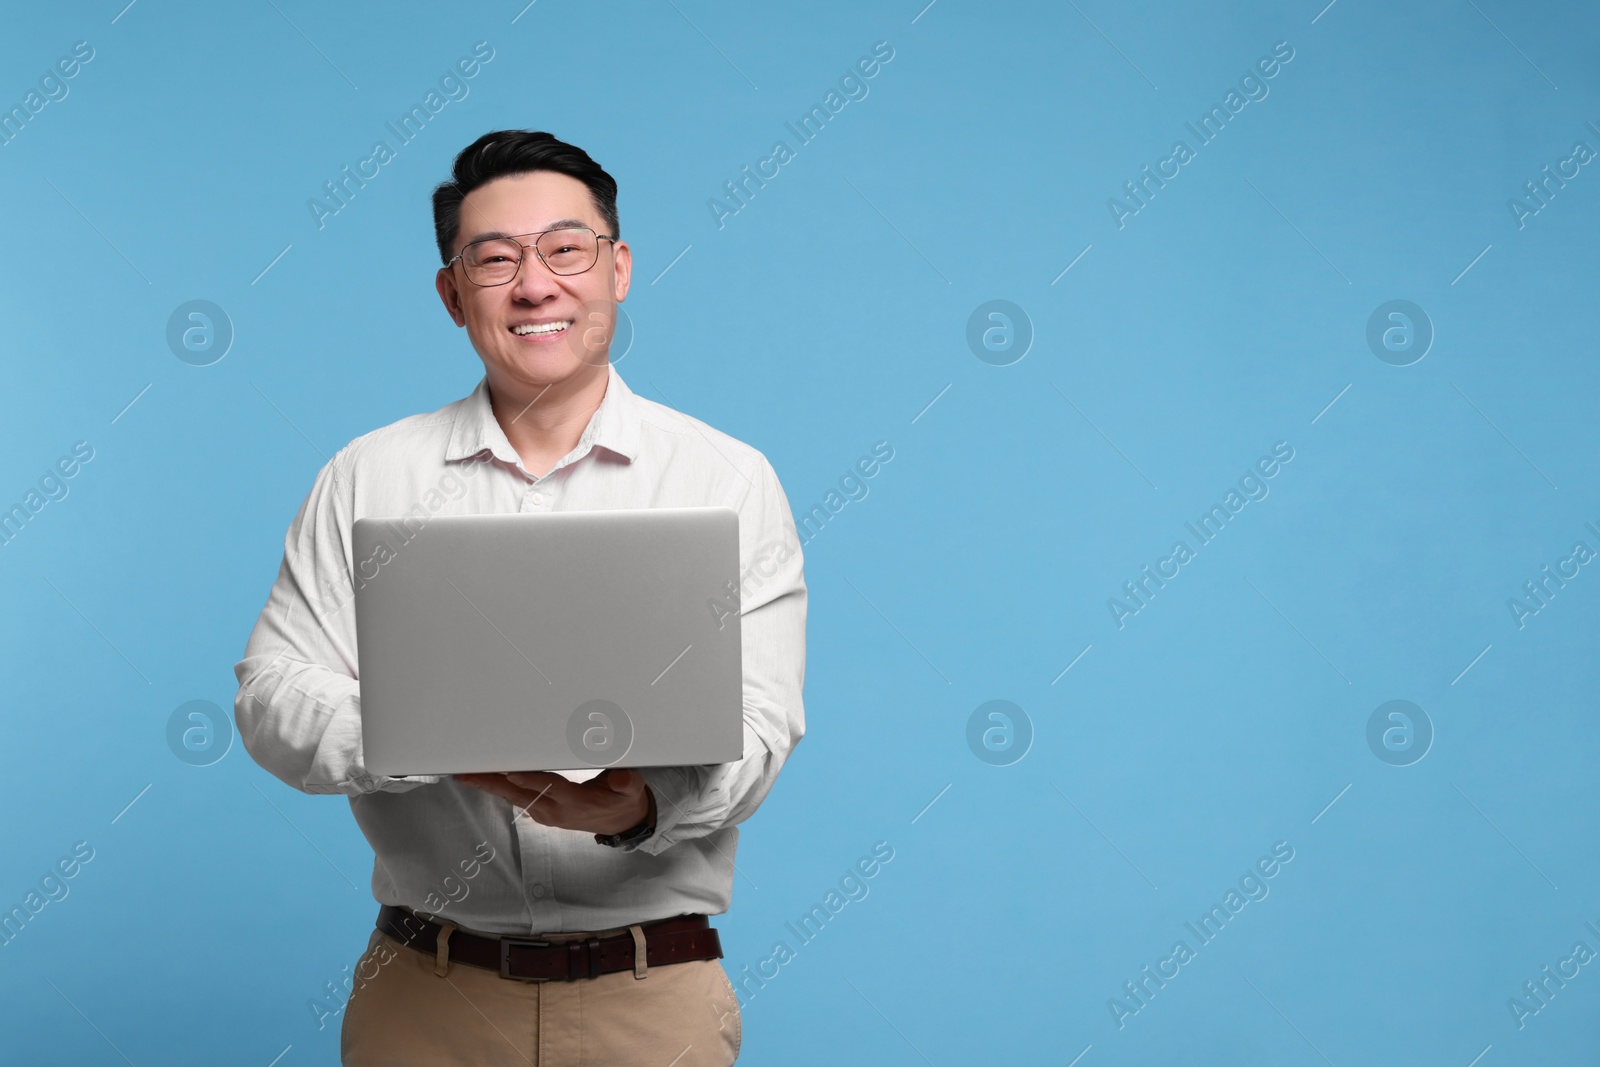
[595,787,656,848]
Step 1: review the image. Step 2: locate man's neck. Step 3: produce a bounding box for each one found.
[485,362,609,478]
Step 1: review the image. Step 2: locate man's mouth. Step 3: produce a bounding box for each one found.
[510,320,572,337]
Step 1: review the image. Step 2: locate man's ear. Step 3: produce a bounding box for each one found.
[611,239,632,304]
[436,267,468,327]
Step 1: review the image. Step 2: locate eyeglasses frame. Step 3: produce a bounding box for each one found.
[444,226,618,286]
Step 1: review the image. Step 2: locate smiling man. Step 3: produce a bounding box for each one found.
[233,130,808,1066]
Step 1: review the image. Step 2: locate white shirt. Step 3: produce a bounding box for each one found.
[233,361,807,935]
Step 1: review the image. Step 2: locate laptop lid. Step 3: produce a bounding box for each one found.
[352,506,743,776]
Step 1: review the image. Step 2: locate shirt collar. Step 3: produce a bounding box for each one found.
[444,360,642,468]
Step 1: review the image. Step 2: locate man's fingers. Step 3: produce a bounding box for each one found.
[454,774,560,817]
[454,772,561,799]
[451,770,639,833]
[457,777,519,803]
[505,773,590,810]
[504,771,566,789]
[593,768,642,796]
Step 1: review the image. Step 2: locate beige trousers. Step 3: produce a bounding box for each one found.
[340,919,742,1066]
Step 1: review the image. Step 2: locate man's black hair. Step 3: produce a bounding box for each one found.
[431,130,620,265]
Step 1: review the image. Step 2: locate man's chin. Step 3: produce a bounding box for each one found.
[487,347,605,388]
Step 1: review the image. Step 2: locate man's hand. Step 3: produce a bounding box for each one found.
[453,768,654,836]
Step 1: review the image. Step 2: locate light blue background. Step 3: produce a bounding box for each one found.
[3,1,1598,1063]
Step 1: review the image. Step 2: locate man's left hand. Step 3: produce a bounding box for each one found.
[453,768,653,835]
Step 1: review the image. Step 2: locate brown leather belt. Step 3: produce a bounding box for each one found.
[376,905,723,982]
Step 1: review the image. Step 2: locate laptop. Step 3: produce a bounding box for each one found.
[352,506,743,776]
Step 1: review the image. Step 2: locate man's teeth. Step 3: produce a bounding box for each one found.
[511,321,571,335]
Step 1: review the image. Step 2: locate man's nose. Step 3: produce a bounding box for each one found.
[508,247,563,300]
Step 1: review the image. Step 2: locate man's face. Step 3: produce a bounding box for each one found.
[435,170,631,390]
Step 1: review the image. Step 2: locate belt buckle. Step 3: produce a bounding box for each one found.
[500,936,553,981]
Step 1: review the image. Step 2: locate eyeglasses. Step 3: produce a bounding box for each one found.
[446,226,616,286]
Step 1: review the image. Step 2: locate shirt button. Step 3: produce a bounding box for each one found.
[531,884,547,899]
[532,493,545,506]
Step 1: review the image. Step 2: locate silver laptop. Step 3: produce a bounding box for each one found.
[352,507,743,776]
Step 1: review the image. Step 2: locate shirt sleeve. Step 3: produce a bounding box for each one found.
[624,456,807,855]
[234,449,443,797]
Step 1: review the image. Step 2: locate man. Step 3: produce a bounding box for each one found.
[233,129,807,1066]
